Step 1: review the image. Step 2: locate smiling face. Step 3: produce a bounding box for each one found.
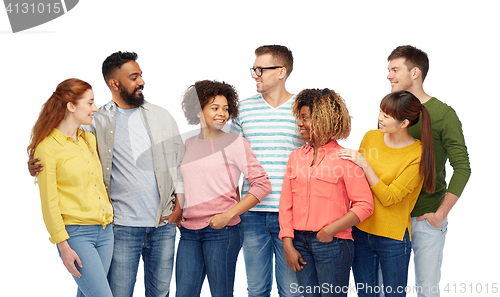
[252,54,283,95]
[387,57,415,93]
[114,60,145,107]
[298,105,313,141]
[72,89,98,126]
[199,95,229,131]
[378,109,407,134]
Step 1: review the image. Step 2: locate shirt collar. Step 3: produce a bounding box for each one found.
[104,100,149,111]
[103,100,115,111]
[50,128,84,146]
[303,139,340,155]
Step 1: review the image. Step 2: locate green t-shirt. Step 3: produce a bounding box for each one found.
[408,97,471,217]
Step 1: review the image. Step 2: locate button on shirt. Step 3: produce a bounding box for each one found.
[279,140,374,241]
[35,129,114,244]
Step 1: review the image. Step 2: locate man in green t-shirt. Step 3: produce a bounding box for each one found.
[386,45,471,297]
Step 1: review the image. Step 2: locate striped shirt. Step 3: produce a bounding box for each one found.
[230,94,303,212]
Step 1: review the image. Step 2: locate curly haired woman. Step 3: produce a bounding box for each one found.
[279,88,374,297]
[176,80,271,297]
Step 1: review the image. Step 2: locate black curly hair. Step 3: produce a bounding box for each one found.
[102,51,138,86]
[182,80,239,125]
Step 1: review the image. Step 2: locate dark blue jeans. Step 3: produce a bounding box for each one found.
[175,224,242,297]
[292,231,354,297]
[352,227,412,297]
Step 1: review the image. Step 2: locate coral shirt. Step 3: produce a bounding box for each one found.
[279,140,373,240]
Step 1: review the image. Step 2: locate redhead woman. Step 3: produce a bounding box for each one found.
[28,79,114,297]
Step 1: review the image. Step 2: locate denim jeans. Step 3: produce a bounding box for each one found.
[107,223,177,297]
[292,231,354,297]
[240,211,301,297]
[352,227,412,297]
[57,224,114,297]
[411,217,448,297]
[175,224,242,297]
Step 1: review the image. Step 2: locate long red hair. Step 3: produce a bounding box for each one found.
[380,91,435,193]
[27,78,92,155]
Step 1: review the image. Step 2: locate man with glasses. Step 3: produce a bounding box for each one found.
[231,45,302,297]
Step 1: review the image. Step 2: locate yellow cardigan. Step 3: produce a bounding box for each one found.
[35,129,113,244]
[356,130,424,241]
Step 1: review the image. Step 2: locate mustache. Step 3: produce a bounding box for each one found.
[134,85,144,92]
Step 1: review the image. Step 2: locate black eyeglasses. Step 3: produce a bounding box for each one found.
[250,66,283,77]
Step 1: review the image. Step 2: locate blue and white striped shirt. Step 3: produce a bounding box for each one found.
[230,94,303,212]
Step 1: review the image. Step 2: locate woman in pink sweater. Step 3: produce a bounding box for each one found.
[176,80,271,297]
[279,88,374,297]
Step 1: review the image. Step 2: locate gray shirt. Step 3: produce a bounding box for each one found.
[110,107,160,227]
[82,100,185,227]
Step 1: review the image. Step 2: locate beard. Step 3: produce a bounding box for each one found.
[120,85,145,107]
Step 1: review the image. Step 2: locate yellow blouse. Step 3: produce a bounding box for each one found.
[35,128,113,244]
[355,130,424,241]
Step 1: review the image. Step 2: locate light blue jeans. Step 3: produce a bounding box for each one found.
[240,211,301,297]
[107,223,177,297]
[58,224,114,297]
[411,217,448,297]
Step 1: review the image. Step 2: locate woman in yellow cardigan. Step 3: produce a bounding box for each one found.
[28,79,114,297]
[339,91,435,297]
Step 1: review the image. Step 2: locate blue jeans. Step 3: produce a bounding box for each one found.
[58,224,114,297]
[352,227,411,297]
[292,231,354,297]
[411,217,448,297]
[108,223,177,297]
[175,224,242,297]
[240,211,301,297]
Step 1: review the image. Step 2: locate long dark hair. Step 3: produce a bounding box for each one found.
[380,91,435,193]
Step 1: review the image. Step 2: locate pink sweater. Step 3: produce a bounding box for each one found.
[180,133,271,230]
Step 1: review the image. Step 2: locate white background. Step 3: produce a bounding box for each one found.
[1,1,498,296]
